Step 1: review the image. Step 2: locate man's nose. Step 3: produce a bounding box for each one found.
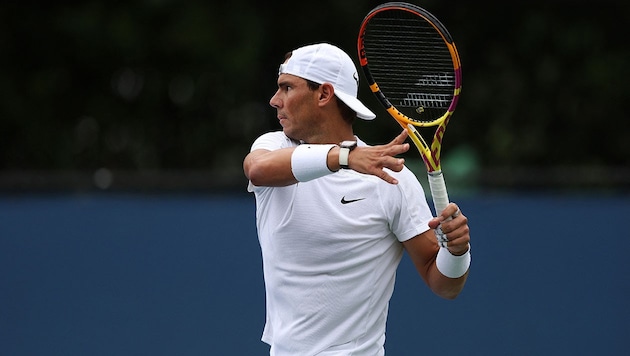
[269,91,281,108]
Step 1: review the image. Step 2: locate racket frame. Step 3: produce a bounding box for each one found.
[358,2,462,215]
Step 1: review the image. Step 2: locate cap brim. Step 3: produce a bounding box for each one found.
[335,91,376,120]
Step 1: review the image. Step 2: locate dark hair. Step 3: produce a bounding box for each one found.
[284,51,357,125]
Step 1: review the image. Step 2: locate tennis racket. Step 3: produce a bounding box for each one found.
[358,2,462,222]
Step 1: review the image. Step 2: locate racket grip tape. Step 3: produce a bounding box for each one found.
[427,171,450,217]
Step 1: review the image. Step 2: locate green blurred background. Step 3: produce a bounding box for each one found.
[1,0,628,193]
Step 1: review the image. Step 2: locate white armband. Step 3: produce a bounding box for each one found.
[291,144,337,182]
[436,246,471,278]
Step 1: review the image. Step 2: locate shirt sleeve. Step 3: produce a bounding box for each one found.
[381,167,434,242]
[247,131,299,193]
[250,131,298,152]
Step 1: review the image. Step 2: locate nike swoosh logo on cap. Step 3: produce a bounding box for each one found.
[341,196,366,204]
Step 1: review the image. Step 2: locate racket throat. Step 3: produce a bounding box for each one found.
[406,124,441,171]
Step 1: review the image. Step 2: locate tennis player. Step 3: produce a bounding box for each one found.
[243,43,471,355]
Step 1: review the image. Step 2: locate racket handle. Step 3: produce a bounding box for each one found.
[427,171,450,217]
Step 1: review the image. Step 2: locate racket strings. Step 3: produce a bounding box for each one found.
[362,12,456,123]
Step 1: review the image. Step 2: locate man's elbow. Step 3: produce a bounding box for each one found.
[245,165,263,186]
[244,157,266,186]
[431,275,468,300]
[437,289,462,300]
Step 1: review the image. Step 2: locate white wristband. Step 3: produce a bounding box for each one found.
[291,144,336,182]
[436,246,471,278]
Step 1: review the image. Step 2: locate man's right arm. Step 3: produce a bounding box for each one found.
[243,130,411,187]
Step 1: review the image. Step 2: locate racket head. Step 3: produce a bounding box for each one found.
[358,2,462,129]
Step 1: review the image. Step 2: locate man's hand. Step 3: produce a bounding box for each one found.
[428,203,471,256]
[347,129,410,184]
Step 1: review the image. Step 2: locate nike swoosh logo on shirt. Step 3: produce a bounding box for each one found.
[341,196,366,204]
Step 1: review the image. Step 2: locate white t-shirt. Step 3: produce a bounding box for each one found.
[248,131,433,355]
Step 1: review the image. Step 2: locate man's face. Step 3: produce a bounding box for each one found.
[269,73,321,141]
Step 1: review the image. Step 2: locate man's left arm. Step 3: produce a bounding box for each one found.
[402,203,471,300]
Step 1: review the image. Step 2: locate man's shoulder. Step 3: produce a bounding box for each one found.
[252,131,299,150]
[255,130,289,142]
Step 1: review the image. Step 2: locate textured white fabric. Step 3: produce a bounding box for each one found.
[436,247,471,278]
[290,144,336,182]
[248,131,433,355]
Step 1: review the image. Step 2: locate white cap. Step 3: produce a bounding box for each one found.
[278,43,376,120]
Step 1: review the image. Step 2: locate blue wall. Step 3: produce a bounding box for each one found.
[1,193,628,355]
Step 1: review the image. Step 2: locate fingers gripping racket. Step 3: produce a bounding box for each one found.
[358,2,462,219]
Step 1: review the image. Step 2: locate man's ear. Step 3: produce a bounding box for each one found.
[318,83,335,104]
